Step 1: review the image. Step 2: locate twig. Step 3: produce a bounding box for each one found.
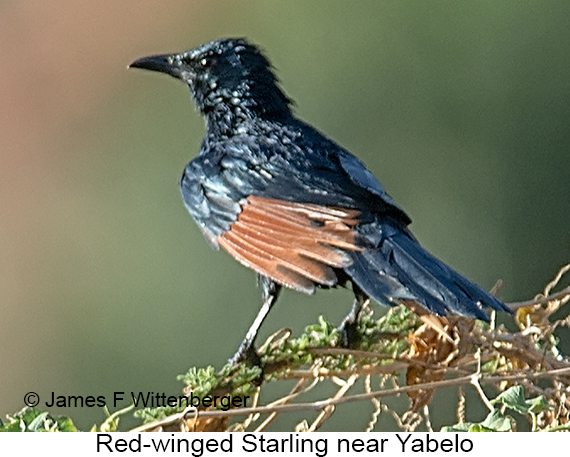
[470,373,494,412]
[254,365,321,432]
[308,373,358,431]
[364,374,382,432]
[507,287,570,310]
[544,263,570,296]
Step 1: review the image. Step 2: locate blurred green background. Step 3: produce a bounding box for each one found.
[1,1,569,431]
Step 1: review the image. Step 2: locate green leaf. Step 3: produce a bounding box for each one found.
[97,405,134,432]
[441,409,512,432]
[490,385,553,417]
[56,416,78,432]
[480,409,513,432]
[28,412,52,432]
[0,407,78,432]
[490,386,529,414]
[527,395,553,415]
[441,422,472,432]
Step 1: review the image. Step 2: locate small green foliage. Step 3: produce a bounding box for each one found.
[476,409,514,432]
[0,407,77,432]
[264,306,416,368]
[358,305,418,355]
[490,385,552,416]
[225,364,263,399]
[91,405,134,432]
[268,315,337,364]
[133,403,183,423]
[442,409,513,432]
[481,358,500,373]
[135,366,219,423]
[490,385,553,431]
[134,363,263,424]
[442,386,554,432]
[177,366,220,398]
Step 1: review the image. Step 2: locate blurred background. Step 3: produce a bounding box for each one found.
[1,1,569,431]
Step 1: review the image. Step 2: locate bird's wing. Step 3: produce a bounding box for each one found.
[218,196,362,293]
[179,143,373,292]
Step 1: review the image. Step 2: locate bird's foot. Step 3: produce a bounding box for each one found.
[336,314,362,349]
[228,340,261,369]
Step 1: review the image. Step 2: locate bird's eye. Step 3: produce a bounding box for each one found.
[200,56,217,68]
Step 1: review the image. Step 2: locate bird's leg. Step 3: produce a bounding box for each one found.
[337,285,369,348]
[229,275,282,367]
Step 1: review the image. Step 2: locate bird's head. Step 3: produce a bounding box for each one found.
[130,38,292,125]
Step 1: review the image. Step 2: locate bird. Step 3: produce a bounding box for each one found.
[129,38,510,365]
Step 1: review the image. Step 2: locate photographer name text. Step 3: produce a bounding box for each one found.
[40,391,250,410]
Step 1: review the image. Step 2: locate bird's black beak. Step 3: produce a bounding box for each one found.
[129,53,182,79]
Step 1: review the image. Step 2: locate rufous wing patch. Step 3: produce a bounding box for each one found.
[218,196,362,293]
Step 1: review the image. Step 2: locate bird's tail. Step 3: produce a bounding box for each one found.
[345,221,510,321]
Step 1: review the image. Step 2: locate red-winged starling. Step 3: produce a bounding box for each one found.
[130,38,510,365]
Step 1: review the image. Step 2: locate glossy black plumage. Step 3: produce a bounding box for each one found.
[130,38,510,362]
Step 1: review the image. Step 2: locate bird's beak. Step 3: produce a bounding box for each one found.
[129,53,182,79]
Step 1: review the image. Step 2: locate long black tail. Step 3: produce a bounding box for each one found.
[345,220,510,321]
